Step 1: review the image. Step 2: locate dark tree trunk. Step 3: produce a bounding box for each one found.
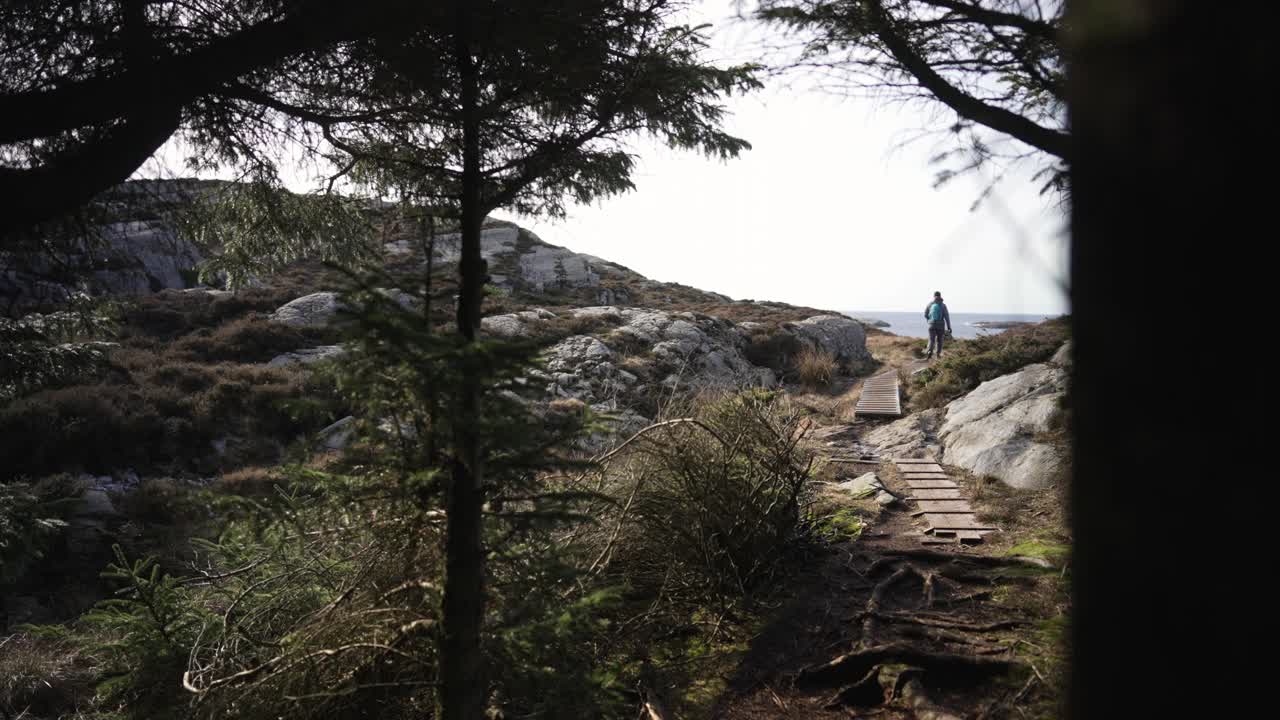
[438,5,487,719]
[1067,2,1264,717]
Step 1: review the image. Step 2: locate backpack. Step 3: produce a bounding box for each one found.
[927,302,943,323]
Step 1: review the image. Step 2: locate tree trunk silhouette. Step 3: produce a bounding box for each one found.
[1067,2,1262,717]
[438,6,486,719]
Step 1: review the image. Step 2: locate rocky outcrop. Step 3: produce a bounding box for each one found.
[525,307,783,418]
[387,224,638,301]
[938,363,1066,490]
[785,315,873,367]
[1051,339,1072,368]
[1,221,202,311]
[852,316,891,328]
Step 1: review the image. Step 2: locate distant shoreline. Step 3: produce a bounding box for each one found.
[843,311,1061,340]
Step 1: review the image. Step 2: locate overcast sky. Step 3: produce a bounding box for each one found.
[494,1,1069,316]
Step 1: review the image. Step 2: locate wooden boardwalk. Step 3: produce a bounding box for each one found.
[894,457,994,544]
[854,371,902,418]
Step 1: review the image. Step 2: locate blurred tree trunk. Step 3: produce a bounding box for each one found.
[1067,2,1264,717]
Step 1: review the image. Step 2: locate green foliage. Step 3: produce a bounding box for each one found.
[490,587,628,717]
[758,0,1068,196]
[333,2,758,220]
[177,181,378,290]
[0,293,116,402]
[0,475,82,585]
[80,546,208,718]
[813,506,867,541]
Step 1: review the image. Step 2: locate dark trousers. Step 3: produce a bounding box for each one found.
[927,324,947,355]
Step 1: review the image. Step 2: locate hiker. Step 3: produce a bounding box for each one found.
[924,291,952,359]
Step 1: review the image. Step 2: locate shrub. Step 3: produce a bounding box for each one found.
[0,359,324,478]
[170,316,325,363]
[583,390,814,608]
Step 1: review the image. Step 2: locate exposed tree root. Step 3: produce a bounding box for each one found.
[796,644,1018,690]
[867,611,1027,633]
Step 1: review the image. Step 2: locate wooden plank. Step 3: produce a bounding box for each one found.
[903,472,948,479]
[905,479,960,489]
[957,531,984,544]
[901,463,944,473]
[909,489,964,500]
[923,513,996,530]
[916,500,974,513]
[921,536,956,545]
[894,458,937,464]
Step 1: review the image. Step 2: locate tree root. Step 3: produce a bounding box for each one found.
[797,644,1018,690]
[869,611,1027,633]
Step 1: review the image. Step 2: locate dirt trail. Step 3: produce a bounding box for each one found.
[712,460,1064,719]
[712,349,1067,719]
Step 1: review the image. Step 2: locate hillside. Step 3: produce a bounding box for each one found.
[1,184,1069,720]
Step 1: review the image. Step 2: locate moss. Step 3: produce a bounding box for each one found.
[814,506,867,541]
[1005,540,1070,565]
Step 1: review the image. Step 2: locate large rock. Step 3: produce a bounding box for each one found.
[270,292,344,327]
[864,408,945,459]
[938,363,1067,489]
[785,315,872,367]
[317,416,357,450]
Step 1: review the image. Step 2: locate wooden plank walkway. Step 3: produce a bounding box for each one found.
[893,457,995,545]
[854,371,902,418]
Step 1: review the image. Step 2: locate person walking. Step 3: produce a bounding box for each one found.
[924,291,952,359]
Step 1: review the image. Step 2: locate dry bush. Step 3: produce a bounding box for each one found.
[0,630,99,718]
[577,390,815,609]
[796,346,837,389]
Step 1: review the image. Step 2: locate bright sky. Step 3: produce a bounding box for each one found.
[494,1,1069,315]
[149,1,1069,316]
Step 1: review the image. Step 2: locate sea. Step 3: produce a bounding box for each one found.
[842,311,1061,340]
